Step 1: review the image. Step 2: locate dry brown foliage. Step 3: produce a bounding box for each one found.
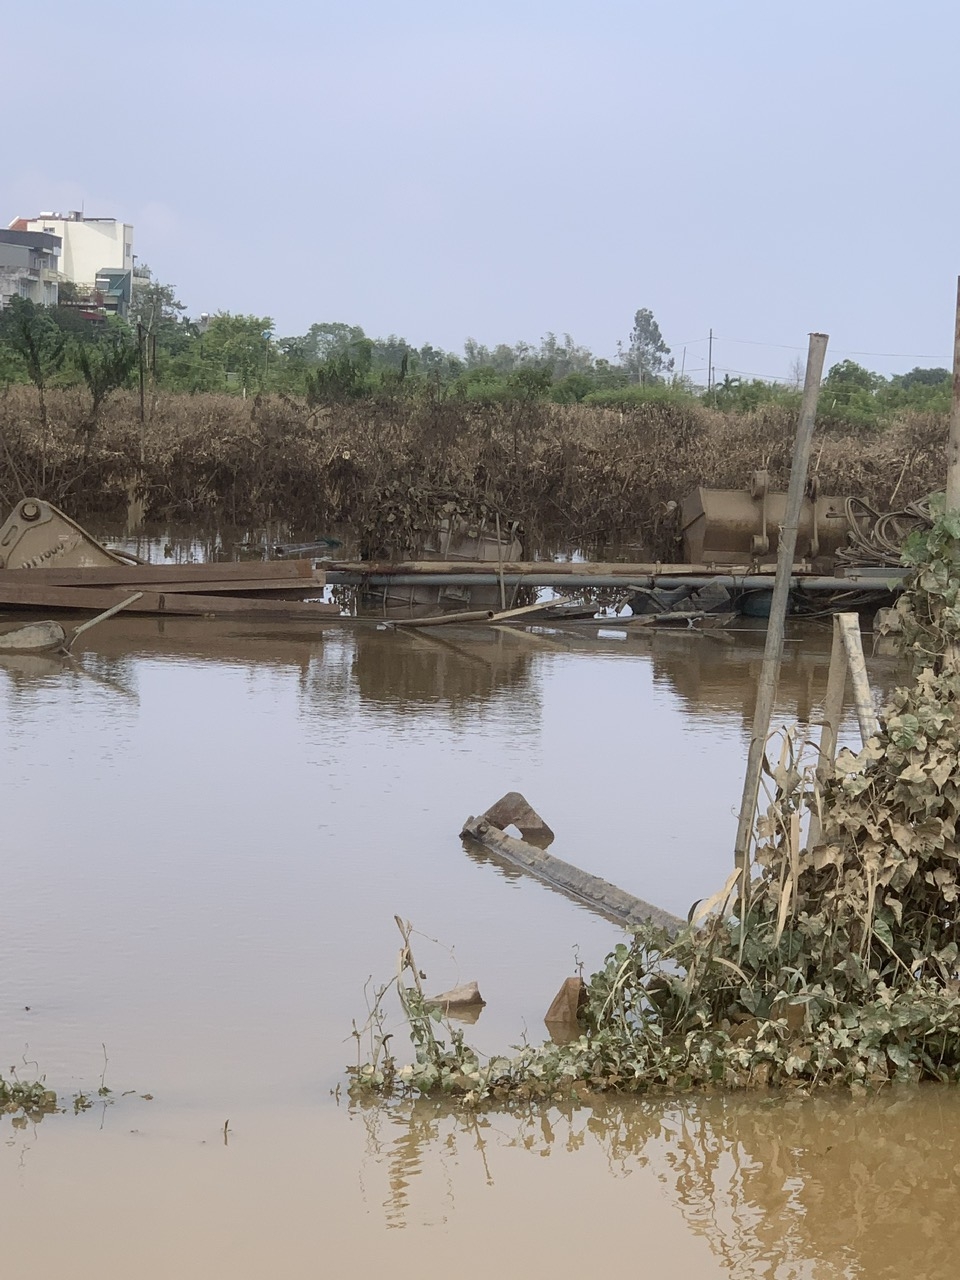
[0,385,945,554]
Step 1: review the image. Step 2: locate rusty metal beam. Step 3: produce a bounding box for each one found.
[2,559,324,586]
[0,583,339,618]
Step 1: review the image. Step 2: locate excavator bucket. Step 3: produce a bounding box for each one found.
[0,499,127,571]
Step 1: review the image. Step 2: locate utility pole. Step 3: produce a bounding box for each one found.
[707,328,713,398]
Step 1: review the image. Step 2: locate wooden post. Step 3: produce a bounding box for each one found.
[137,321,146,462]
[733,332,830,881]
[947,276,960,512]
[808,615,847,848]
[837,612,879,743]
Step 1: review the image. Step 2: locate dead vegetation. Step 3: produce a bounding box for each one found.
[0,385,946,556]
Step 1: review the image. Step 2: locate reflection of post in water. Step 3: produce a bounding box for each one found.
[648,625,902,730]
[352,1091,960,1275]
[352,626,538,713]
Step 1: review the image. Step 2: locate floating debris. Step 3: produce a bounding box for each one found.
[462,794,681,932]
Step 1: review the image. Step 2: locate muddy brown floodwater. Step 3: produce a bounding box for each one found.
[1,616,954,1278]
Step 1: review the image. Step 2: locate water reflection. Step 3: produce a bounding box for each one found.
[1,616,903,738]
[0,601,932,1278]
[355,1088,960,1276]
[0,651,72,684]
[647,623,903,728]
[352,625,537,712]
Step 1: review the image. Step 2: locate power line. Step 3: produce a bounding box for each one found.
[710,336,950,361]
[667,333,950,362]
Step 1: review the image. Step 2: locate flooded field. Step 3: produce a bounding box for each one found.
[1,615,953,1278]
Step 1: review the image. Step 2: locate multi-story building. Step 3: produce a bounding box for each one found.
[0,228,62,309]
[7,211,134,318]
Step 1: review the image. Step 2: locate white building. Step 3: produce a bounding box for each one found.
[21,212,132,289]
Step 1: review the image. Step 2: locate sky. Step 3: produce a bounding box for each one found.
[5,0,959,384]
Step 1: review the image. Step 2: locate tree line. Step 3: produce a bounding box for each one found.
[0,266,951,427]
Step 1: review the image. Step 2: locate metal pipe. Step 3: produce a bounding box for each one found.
[327,571,901,592]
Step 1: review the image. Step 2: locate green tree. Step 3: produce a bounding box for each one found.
[537,332,594,378]
[416,343,463,379]
[129,266,197,364]
[130,266,187,338]
[304,340,374,404]
[73,326,139,434]
[877,366,951,415]
[897,366,950,389]
[710,375,795,413]
[823,359,882,394]
[620,308,673,383]
[819,360,884,426]
[201,313,275,393]
[0,298,67,428]
[300,321,367,363]
[550,371,595,403]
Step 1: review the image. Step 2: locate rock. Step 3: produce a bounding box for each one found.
[544,976,587,1024]
[425,981,485,1011]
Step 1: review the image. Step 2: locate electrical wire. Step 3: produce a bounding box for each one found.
[668,334,950,363]
[834,497,933,569]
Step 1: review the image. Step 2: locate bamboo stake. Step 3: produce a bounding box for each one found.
[393,596,575,628]
[808,614,847,848]
[944,278,960,673]
[837,612,879,743]
[733,333,829,883]
[947,276,960,512]
[487,594,574,622]
[393,609,495,627]
[64,592,144,651]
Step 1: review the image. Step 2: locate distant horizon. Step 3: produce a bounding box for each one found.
[8,0,958,384]
[5,204,954,384]
[10,214,953,387]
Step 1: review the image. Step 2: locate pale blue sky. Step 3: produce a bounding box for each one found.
[6,0,958,381]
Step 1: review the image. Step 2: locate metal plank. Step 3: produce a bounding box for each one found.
[0,583,339,617]
[0,559,323,586]
[42,577,329,596]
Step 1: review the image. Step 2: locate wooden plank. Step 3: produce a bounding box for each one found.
[0,583,340,617]
[0,559,323,587]
[837,612,880,742]
[461,815,683,933]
